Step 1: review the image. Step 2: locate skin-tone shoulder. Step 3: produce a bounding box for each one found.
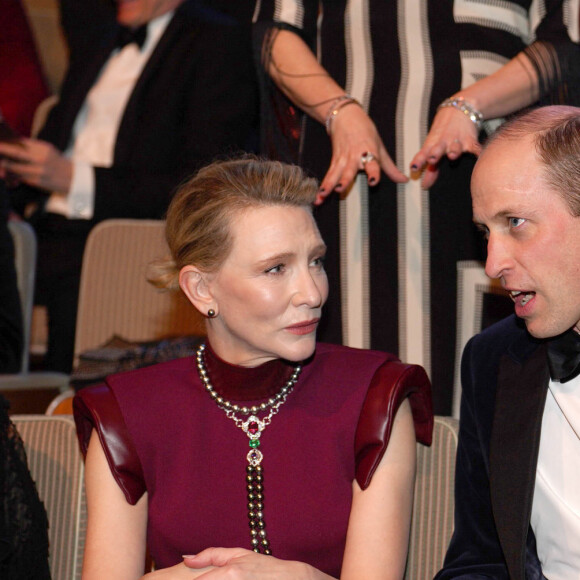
[82,204,417,579]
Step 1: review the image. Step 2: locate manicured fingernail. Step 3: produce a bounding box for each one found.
[336,183,342,189]
[182,554,197,559]
[411,164,418,170]
[369,177,376,185]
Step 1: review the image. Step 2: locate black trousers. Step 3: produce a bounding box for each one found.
[32,212,92,373]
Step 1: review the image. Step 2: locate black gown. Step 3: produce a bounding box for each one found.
[0,395,50,579]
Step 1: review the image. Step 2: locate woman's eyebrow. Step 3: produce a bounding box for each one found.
[254,252,294,268]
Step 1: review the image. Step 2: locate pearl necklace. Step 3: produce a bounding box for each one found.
[195,343,302,555]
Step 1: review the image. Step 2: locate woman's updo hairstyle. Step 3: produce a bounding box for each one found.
[149,156,319,290]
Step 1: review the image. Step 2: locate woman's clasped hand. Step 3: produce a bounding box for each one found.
[142,549,329,579]
[184,548,328,579]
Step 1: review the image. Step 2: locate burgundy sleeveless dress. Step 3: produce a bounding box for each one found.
[74,342,432,576]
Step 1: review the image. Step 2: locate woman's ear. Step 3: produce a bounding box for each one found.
[179,265,215,316]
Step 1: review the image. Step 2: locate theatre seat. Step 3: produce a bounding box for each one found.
[13,414,86,580]
[73,219,205,369]
[405,416,459,579]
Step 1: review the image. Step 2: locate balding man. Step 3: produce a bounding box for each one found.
[436,106,580,580]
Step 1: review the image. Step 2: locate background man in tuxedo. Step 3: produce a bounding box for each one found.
[0,0,258,372]
[436,106,580,579]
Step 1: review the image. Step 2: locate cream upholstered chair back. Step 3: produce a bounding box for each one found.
[405,416,459,579]
[12,415,86,580]
[74,219,205,366]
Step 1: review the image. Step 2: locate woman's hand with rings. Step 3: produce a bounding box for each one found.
[409,104,481,189]
[316,104,408,205]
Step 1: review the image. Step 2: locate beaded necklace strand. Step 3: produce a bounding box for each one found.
[195,344,302,554]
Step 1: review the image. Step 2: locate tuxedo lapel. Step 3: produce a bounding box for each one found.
[490,341,549,580]
[115,8,197,159]
[40,37,117,149]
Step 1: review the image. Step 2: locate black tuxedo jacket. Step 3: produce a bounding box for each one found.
[435,315,549,580]
[15,0,258,225]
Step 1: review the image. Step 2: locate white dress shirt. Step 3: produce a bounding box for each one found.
[530,373,580,579]
[46,12,172,219]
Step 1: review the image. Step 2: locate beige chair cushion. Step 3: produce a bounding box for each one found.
[405,416,459,580]
[12,415,85,580]
[74,219,205,367]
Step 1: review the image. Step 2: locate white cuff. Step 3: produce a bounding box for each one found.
[67,161,95,219]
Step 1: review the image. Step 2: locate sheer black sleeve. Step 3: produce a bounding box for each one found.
[523,0,580,107]
[524,40,580,106]
[0,396,50,579]
[252,0,321,163]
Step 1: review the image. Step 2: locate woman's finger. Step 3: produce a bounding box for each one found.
[421,164,440,189]
[466,138,482,157]
[318,155,349,200]
[184,547,250,568]
[360,151,381,187]
[446,138,463,159]
[377,144,408,184]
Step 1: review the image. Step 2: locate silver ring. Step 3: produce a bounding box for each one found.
[360,152,376,166]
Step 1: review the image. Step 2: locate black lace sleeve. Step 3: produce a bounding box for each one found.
[0,396,50,579]
[523,40,580,106]
[253,22,306,164]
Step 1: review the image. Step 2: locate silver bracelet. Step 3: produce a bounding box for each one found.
[324,95,361,134]
[437,96,483,131]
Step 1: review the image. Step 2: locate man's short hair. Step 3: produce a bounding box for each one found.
[484,105,580,216]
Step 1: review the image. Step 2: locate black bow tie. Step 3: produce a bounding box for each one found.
[116,24,148,50]
[547,328,580,383]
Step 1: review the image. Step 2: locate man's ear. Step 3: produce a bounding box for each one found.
[179,265,215,315]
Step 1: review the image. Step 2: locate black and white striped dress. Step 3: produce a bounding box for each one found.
[254,0,579,412]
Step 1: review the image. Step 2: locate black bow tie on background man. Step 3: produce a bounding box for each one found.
[116,24,148,50]
[547,328,580,383]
